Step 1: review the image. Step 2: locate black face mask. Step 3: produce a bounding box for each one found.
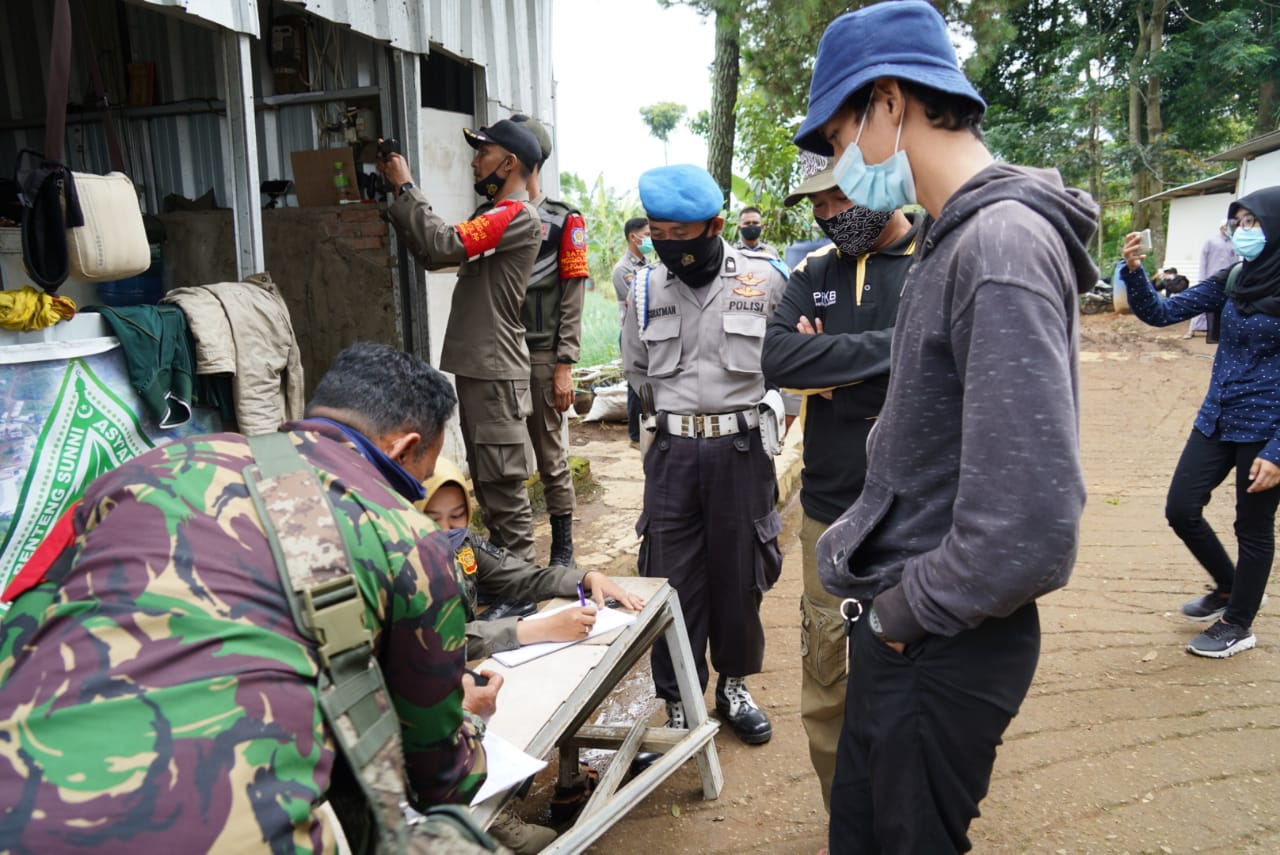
[816,205,894,258]
[473,168,504,200]
[739,224,763,242]
[652,222,724,288]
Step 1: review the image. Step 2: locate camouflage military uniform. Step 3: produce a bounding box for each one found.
[0,420,485,853]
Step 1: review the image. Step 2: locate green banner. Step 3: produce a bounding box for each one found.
[0,359,155,600]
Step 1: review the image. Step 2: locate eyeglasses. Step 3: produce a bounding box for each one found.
[1228,213,1259,235]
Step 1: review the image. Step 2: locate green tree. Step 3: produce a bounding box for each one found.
[659,0,742,195]
[638,101,688,164]
[962,0,1273,268]
[560,172,642,287]
[705,0,741,194]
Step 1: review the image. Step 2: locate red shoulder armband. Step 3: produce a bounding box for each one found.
[1,500,80,602]
[559,212,589,280]
[454,200,525,261]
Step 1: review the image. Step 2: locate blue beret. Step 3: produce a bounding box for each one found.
[794,0,985,156]
[639,164,724,222]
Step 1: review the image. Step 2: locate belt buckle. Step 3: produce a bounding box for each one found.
[681,414,696,437]
[708,415,722,438]
[693,414,706,437]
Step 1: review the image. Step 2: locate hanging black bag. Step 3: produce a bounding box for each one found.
[16,0,148,292]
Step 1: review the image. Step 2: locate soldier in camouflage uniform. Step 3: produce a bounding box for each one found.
[0,343,500,853]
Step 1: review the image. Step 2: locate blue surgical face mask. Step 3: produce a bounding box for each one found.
[832,107,916,212]
[1232,226,1266,261]
[638,237,653,254]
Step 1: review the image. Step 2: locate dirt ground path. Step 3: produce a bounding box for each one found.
[525,311,1279,853]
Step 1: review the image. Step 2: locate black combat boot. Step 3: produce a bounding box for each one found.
[549,513,574,567]
[715,674,772,744]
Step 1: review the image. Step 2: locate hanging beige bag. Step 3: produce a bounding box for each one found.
[64,171,150,282]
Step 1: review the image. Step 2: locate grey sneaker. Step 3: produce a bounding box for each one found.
[487,809,557,854]
[1181,589,1230,621]
[1186,620,1256,659]
[665,699,686,729]
[1180,590,1268,622]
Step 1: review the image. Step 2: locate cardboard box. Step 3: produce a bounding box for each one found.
[289,149,361,206]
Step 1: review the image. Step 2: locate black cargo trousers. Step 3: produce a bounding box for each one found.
[829,601,1041,854]
[636,414,783,701]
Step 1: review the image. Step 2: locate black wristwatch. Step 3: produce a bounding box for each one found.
[867,603,889,643]
[556,356,574,364]
[396,181,415,197]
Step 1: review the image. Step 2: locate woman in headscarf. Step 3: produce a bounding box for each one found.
[1119,185,1280,658]
[419,456,644,661]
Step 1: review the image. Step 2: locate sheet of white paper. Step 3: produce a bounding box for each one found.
[470,731,548,807]
[490,604,636,668]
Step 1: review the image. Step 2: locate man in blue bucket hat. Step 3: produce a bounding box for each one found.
[795,2,1100,851]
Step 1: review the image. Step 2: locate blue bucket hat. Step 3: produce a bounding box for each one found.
[794,0,985,156]
[639,164,725,222]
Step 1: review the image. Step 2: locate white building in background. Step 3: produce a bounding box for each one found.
[1143,128,1280,280]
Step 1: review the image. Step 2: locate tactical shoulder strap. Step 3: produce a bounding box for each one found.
[244,432,410,854]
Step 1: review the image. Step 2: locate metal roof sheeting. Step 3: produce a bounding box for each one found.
[131,0,262,36]
[4,0,553,212]
[1208,129,1280,163]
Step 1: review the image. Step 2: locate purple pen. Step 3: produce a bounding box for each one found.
[577,583,586,607]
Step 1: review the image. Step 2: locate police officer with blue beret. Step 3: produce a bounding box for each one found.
[621,164,789,745]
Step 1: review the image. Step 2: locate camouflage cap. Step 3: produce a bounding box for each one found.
[511,114,552,164]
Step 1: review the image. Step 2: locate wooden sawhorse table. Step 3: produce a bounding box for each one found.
[470,576,723,853]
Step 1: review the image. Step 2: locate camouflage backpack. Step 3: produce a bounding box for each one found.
[245,432,504,855]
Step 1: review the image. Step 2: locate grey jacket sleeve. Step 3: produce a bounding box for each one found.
[878,237,1086,643]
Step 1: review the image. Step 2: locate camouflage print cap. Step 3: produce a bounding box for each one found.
[511,113,552,164]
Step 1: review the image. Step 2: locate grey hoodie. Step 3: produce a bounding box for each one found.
[817,163,1099,643]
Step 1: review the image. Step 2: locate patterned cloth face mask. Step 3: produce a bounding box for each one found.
[816,205,894,258]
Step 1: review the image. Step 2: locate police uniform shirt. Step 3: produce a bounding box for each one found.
[734,239,782,261]
[621,241,787,416]
[612,250,649,323]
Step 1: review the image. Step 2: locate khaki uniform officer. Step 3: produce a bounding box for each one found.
[380,119,544,562]
[621,164,788,745]
[511,115,589,569]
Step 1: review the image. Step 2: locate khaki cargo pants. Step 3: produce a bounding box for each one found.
[455,375,535,562]
[800,512,849,812]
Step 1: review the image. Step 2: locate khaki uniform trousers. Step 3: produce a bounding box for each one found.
[526,350,576,518]
[800,511,849,812]
[455,375,535,563]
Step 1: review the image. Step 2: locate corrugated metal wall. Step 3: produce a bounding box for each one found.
[2,0,554,216]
